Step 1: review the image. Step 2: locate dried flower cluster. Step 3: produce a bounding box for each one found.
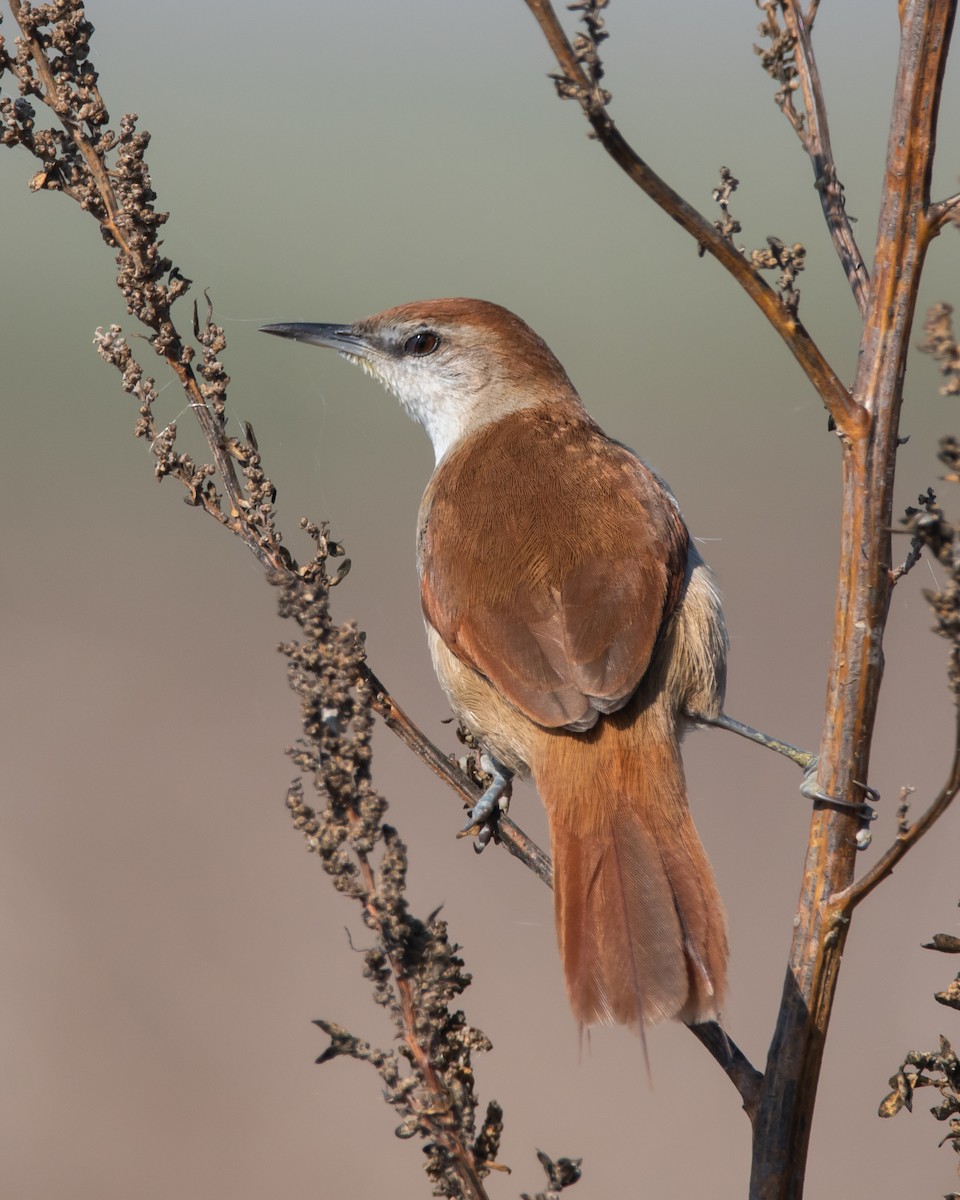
[921,303,960,398]
[520,1151,583,1200]
[548,0,611,117]
[707,165,805,312]
[879,912,960,1191]
[711,165,743,246]
[1,1,289,562]
[750,236,806,315]
[895,434,960,697]
[276,535,504,1195]
[754,1,805,131]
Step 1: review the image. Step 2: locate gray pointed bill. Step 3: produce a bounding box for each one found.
[259,322,367,354]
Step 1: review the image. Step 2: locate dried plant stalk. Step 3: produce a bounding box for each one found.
[0,4,568,1196]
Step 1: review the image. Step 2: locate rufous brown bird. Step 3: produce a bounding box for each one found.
[262,298,729,1032]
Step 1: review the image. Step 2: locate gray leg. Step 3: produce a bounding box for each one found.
[697,711,816,769]
[701,711,878,848]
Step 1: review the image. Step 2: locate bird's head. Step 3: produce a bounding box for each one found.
[262,297,579,462]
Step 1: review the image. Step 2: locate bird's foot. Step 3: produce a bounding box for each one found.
[701,712,878,849]
[458,754,513,851]
[800,761,879,849]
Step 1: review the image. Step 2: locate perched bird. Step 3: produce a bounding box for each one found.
[262,298,728,1033]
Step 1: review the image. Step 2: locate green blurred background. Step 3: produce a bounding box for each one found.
[2,2,960,1196]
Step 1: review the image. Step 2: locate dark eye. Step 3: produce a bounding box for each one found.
[403,330,441,356]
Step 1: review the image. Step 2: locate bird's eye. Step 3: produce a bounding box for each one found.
[403,330,441,356]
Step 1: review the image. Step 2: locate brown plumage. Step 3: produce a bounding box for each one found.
[420,395,728,1030]
[263,298,729,1032]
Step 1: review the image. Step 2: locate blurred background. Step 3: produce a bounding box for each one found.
[2,1,959,1196]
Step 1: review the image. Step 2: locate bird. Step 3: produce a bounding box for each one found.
[262,298,729,1034]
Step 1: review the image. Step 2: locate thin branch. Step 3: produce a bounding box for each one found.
[837,712,960,909]
[928,189,960,232]
[364,666,554,886]
[522,0,864,438]
[779,1,871,313]
[688,1022,765,1124]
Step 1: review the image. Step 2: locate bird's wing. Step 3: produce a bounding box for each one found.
[418,406,689,730]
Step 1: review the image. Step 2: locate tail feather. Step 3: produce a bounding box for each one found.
[536,699,727,1031]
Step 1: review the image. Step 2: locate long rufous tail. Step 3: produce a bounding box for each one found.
[534,697,727,1031]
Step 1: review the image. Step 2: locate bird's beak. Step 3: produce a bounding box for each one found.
[259,322,370,356]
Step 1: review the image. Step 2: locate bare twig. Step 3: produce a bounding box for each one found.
[688,1022,765,1124]
[837,720,960,910]
[928,189,960,231]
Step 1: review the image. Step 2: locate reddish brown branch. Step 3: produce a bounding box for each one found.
[750,5,957,1198]
[349,822,493,1200]
[523,0,863,438]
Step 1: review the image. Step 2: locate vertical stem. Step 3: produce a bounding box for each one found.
[749,4,956,1197]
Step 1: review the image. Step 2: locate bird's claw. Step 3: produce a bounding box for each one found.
[800,761,879,848]
[458,755,513,850]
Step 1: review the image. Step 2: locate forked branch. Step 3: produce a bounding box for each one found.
[522,0,863,437]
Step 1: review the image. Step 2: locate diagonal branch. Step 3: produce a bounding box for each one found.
[523,0,863,437]
[837,711,960,910]
[689,1022,765,1123]
[364,666,554,886]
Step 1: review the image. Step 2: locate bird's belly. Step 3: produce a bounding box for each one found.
[424,621,535,776]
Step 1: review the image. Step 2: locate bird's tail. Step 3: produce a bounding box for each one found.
[535,697,727,1032]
